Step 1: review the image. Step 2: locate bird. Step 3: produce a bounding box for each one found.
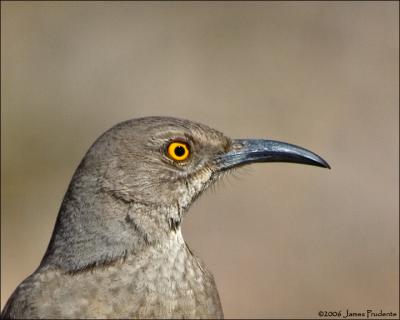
[1,116,330,319]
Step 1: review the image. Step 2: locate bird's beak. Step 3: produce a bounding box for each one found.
[215,139,330,172]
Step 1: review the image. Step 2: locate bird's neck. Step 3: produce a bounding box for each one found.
[41,183,185,273]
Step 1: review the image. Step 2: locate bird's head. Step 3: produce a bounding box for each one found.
[93,117,232,210]
[83,116,329,211]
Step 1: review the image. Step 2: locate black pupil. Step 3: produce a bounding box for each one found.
[174,145,186,157]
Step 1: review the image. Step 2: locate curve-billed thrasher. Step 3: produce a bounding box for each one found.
[2,117,329,319]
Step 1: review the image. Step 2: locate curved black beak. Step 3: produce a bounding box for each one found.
[215,139,330,172]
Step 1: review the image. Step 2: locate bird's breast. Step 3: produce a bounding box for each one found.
[23,229,223,319]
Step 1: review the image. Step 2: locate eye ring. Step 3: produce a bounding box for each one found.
[167,141,190,161]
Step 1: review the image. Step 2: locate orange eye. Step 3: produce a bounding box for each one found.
[167,142,190,161]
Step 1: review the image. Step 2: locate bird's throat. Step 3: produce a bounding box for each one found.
[41,188,185,273]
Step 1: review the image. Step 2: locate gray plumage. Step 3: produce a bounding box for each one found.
[2,116,329,319]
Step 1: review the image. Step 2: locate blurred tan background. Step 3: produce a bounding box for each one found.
[1,2,399,319]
